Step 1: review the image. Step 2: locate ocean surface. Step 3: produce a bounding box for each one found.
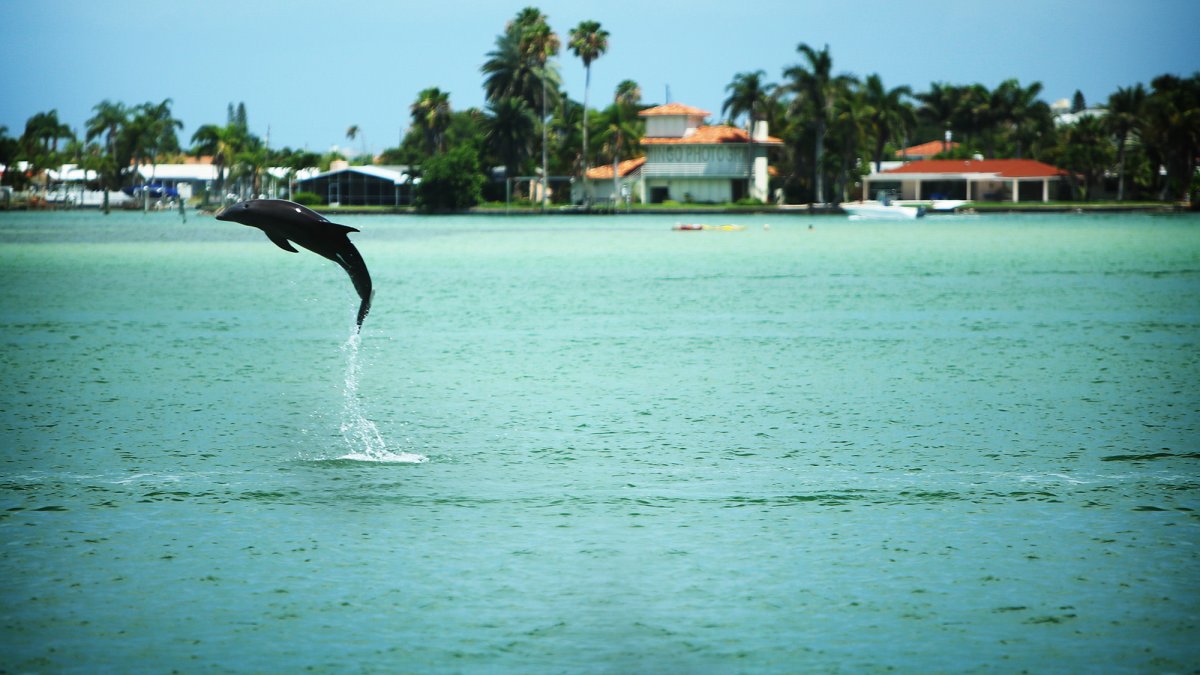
[1,208,1197,673]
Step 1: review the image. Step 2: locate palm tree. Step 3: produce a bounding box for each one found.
[485,96,537,188]
[519,16,560,209]
[568,19,609,202]
[125,100,182,199]
[614,79,642,110]
[482,8,561,208]
[1055,115,1113,200]
[85,100,129,210]
[191,122,247,203]
[85,100,127,162]
[723,70,776,127]
[410,88,452,157]
[594,82,645,205]
[1106,84,1146,201]
[861,74,913,172]
[1141,74,1200,201]
[723,70,777,202]
[783,43,851,204]
[916,82,960,154]
[827,80,870,202]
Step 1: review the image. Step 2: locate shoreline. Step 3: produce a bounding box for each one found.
[2,201,1191,216]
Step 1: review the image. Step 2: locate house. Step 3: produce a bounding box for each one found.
[862,158,1069,203]
[894,139,961,161]
[635,103,782,204]
[134,162,224,201]
[293,164,414,206]
[572,157,646,204]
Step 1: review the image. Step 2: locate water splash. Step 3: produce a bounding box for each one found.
[337,332,427,464]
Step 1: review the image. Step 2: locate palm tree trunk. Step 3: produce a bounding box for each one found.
[582,64,591,205]
[1116,135,1127,201]
[814,120,826,204]
[541,76,548,210]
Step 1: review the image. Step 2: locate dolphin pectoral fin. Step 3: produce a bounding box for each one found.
[265,231,299,253]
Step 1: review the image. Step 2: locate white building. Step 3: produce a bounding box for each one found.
[636,103,782,204]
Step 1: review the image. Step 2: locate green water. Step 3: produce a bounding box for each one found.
[1,210,1198,672]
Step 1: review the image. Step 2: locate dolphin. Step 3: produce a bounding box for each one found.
[216,199,373,329]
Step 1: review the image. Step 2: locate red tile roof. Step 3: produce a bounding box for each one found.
[585,156,646,180]
[895,140,960,157]
[883,158,1067,178]
[639,103,711,117]
[641,125,783,146]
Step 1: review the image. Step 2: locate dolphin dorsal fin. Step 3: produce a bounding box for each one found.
[265,231,299,253]
[330,223,360,234]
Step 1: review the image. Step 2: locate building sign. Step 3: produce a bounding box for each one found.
[655,146,742,164]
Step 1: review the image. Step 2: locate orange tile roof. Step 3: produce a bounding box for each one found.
[895,140,960,157]
[883,158,1067,178]
[639,103,711,117]
[585,156,646,180]
[641,125,783,146]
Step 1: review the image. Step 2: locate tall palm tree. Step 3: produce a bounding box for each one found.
[519,17,559,208]
[861,73,913,172]
[723,70,777,201]
[1106,83,1146,201]
[723,70,776,127]
[568,19,608,202]
[410,88,452,157]
[783,43,851,204]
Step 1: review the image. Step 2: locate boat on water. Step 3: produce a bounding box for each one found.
[842,192,925,220]
[929,199,969,212]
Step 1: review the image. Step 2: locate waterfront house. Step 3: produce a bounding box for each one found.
[636,103,782,204]
[294,163,414,206]
[862,158,1069,202]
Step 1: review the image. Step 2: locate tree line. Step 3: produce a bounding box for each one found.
[2,6,1197,209]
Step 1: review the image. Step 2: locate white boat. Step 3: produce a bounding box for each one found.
[841,201,924,220]
[929,199,969,212]
[842,191,926,220]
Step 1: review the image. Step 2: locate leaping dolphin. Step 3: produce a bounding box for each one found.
[216,199,373,329]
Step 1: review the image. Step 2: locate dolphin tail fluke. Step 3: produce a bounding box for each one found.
[334,240,373,330]
[355,290,373,331]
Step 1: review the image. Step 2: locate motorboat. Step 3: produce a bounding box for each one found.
[929,199,969,212]
[842,192,924,220]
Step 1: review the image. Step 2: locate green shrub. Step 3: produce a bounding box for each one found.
[292,191,323,206]
[414,146,485,212]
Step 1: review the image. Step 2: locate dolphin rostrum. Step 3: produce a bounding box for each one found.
[216,199,373,329]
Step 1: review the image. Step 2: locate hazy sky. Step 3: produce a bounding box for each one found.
[3,0,1197,155]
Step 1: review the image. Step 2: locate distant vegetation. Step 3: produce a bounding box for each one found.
[2,6,1197,208]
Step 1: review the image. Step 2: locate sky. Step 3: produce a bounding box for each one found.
[3,0,1198,156]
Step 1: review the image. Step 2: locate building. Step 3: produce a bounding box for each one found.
[134,162,224,201]
[635,103,782,204]
[572,157,646,204]
[294,164,414,206]
[894,139,961,161]
[862,158,1069,203]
